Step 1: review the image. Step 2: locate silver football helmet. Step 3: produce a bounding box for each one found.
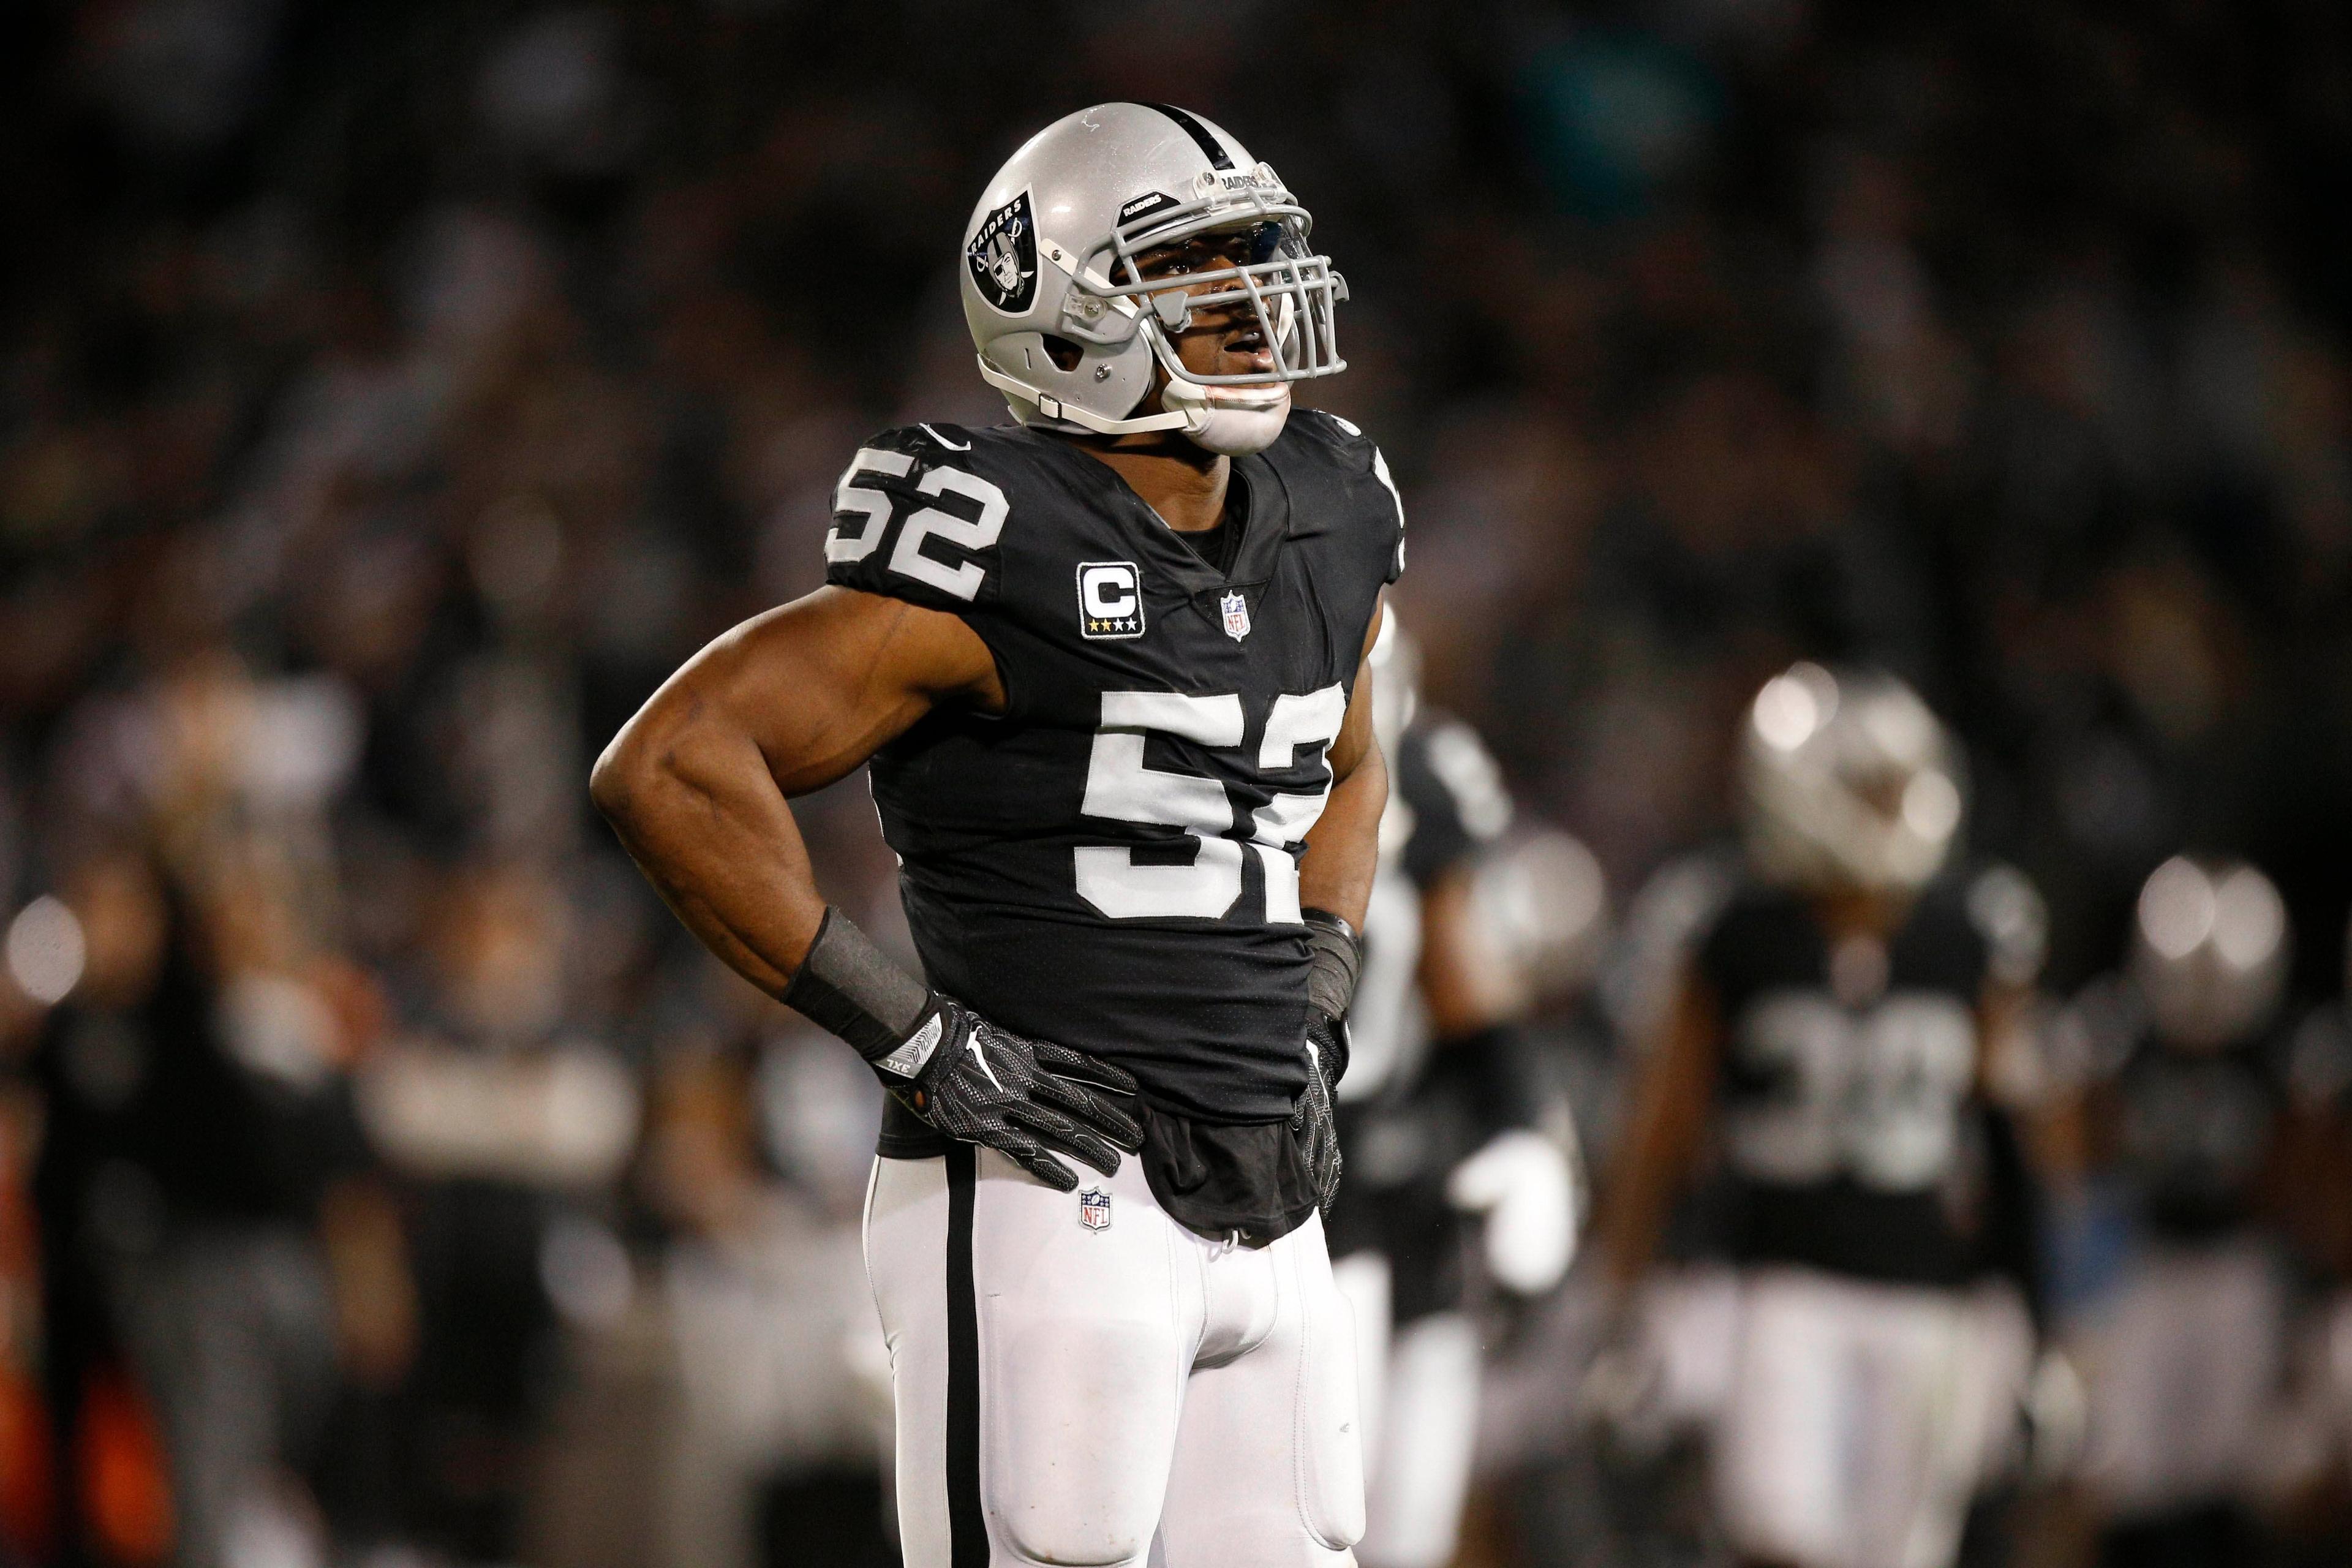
[1468,828,1613,1006]
[960,103,1346,453]
[2131,854,2289,1052]
[1738,662,1964,895]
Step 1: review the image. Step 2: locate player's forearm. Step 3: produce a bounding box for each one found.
[1595,1105,1681,1293]
[592,703,829,997]
[1595,984,1716,1292]
[1297,735,1385,929]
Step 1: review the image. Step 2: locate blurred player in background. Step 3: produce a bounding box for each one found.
[1598,663,2046,1568]
[1327,616,1593,1568]
[2051,855,2298,1567]
[25,658,405,1568]
[2281,918,2352,1562]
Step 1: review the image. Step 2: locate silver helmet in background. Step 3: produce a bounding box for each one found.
[1738,662,1964,897]
[1468,829,1613,1009]
[2131,854,2290,1052]
[960,102,1347,454]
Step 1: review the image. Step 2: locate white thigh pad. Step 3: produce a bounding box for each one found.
[1294,1235,1368,1550]
[992,1314,1182,1565]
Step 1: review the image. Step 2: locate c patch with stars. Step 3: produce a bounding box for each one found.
[1076,560,1145,639]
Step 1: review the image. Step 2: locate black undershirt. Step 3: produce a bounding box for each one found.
[1177,516,1237,575]
[1172,468,1246,575]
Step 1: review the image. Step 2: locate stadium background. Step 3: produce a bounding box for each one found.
[2,1,2350,1565]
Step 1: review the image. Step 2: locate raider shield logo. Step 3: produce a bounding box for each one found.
[967,190,1038,315]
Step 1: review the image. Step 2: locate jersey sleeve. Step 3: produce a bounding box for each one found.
[821,425,1009,613]
[1298,409,1407,586]
[1395,717,1513,887]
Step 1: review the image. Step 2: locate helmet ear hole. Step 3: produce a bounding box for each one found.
[1039,335,1085,372]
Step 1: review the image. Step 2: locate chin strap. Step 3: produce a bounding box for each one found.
[973,356,1293,444]
[974,358,1201,436]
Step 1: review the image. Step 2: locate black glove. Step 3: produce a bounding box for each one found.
[884,997,1144,1192]
[780,907,1142,1191]
[1290,908,1362,1218]
[1292,1009,1346,1216]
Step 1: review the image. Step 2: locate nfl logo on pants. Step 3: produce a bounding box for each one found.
[1219,590,1251,641]
[1079,1188,1112,1231]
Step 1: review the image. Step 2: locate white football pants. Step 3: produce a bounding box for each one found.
[2076,1239,2282,1518]
[1330,1252,1484,1568]
[864,1145,1366,1568]
[1710,1268,2032,1568]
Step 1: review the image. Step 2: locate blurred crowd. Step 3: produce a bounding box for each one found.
[2,1,2350,1566]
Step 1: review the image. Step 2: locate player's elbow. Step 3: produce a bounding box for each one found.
[589,709,668,831]
[1340,728,1388,810]
[587,731,639,827]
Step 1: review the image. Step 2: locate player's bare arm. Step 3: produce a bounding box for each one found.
[1284,600,1385,1212]
[1297,598,1387,932]
[1596,967,1721,1292]
[592,587,1143,1193]
[590,586,999,992]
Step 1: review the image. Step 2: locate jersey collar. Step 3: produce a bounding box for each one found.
[1047,439,1294,597]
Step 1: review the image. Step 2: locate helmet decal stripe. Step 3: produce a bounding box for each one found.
[1140,102,1234,170]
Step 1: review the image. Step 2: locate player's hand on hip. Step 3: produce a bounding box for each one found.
[880,997,1145,1191]
[1292,1011,1346,1215]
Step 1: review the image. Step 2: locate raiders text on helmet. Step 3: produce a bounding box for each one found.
[1739,663,1964,896]
[960,104,1348,453]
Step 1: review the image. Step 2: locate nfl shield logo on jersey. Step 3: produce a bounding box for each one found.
[1219,590,1251,641]
[1078,1188,1112,1232]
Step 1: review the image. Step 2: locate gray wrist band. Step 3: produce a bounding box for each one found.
[781,908,933,1063]
[1301,907,1364,1022]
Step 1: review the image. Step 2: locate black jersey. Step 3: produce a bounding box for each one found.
[2108,1037,2280,1242]
[823,411,1403,1123]
[1698,878,1989,1286]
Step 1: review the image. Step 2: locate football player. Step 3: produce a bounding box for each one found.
[2057,856,2295,1565]
[1328,616,1589,1568]
[1596,662,2042,1568]
[592,104,1401,1567]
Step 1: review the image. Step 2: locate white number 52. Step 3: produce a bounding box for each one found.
[1075,686,1347,923]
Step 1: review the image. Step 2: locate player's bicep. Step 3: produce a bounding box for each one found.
[619,587,997,801]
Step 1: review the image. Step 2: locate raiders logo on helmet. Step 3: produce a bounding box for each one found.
[967,190,1038,315]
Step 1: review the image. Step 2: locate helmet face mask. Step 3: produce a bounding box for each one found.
[962,104,1348,450]
[1093,182,1344,389]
